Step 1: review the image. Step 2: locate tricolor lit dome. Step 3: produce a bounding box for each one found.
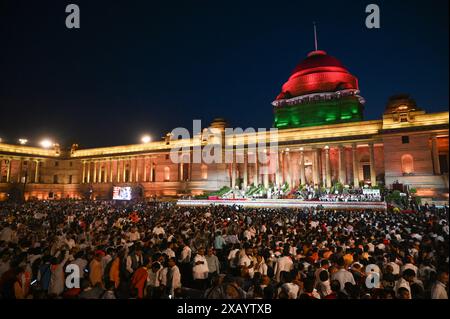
[273,49,365,129]
[275,50,359,100]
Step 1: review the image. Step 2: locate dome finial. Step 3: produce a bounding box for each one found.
[313,21,318,51]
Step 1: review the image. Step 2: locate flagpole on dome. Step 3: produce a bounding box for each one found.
[313,21,318,51]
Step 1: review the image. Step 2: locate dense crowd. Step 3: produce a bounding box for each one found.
[318,193,382,202]
[0,199,448,299]
[295,185,383,202]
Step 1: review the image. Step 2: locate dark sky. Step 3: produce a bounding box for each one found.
[0,0,448,148]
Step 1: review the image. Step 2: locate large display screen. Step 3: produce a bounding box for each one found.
[113,186,132,200]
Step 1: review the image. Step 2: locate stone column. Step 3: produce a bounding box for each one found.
[135,158,139,182]
[263,160,269,189]
[17,159,23,183]
[129,158,134,183]
[432,136,441,175]
[231,151,236,188]
[352,143,359,189]
[116,159,120,183]
[123,159,127,182]
[108,159,112,183]
[180,160,184,183]
[99,162,103,183]
[253,151,259,186]
[313,149,320,186]
[81,161,86,184]
[93,161,97,183]
[325,146,331,188]
[6,159,11,183]
[274,151,280,187]
[189,151,193,182]
[35,160,40,183]
[143,157,147,182]
[285,150,292,187]
[87,162,91,183]
[338,145,346,184]
[243,151,248,189]
[299,148,306,185]
[279,151,285,185]
[150,160,154,182]
[369,142,377,186]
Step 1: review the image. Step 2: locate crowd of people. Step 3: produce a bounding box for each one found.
[318,193,382,202]
[0,199,448,299]
[295,185,383,202]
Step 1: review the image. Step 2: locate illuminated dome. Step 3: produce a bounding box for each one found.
[209,118,228,129]
[275,50,359,100]
[273,49,365,129]
[384,94,422,114]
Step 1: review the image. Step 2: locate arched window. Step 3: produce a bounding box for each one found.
[201,164,208,180]
[401,154,414,174]
[164,166,170,181]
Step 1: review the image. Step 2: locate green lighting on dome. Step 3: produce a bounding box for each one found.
[274,96,364,129]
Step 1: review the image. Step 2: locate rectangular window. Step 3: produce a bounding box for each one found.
[55,161,59,167]
[53,175,58,184]
[402,136,410,144]
[69,162,73,167]
[69,175,73,184]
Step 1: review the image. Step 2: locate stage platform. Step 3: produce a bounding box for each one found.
[177,199,387,211]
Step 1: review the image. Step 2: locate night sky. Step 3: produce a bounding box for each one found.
[0,0,448,148]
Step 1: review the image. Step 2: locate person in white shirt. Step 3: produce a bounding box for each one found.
[317,270,332,298]
[65,236,76,250]
[227,245,240,275]
[192,247,209,290]
[179,242,192,264]
[331,258,356,293]
[162,242,176,259]
[431,271,448,299]
[314,259,330,288]
[274,246,294,283]
[0,225,16,243]
[394,269,416,299]
[128,227,140,242]
[401,262,419,278]
[254,254,268,276]
[166,257,182,297]
[147,262,162,298]
[70,251,88,280]
[238,247,255,279]
[152,224,165,236]
[281,281,300,299]
[386,255,401,275]
[126,247,144,276]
